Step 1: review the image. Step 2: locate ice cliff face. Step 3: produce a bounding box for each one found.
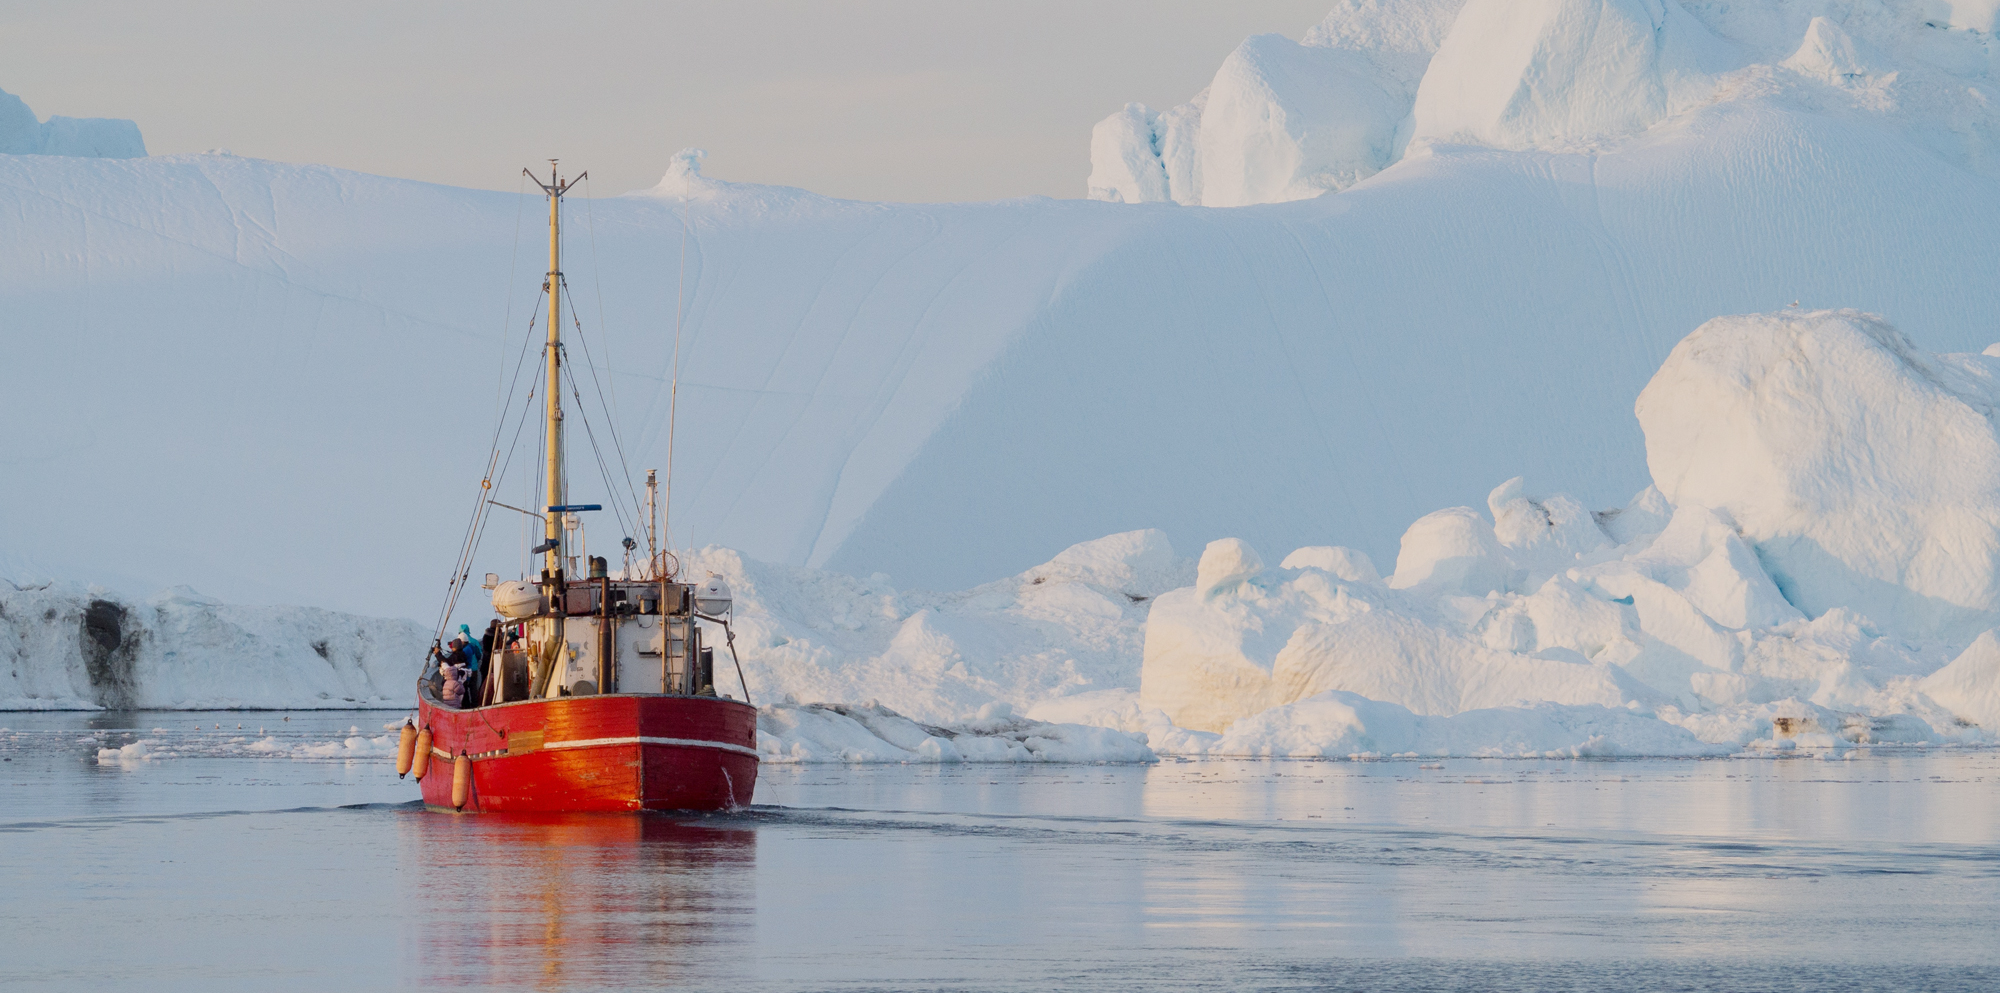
[16,308,2000,760]
[0,583,422,710]
[1090,0,2000,204]
[0,87,144,158]
[9,1,2000,618]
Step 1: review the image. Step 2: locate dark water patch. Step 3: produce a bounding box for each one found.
[337,800,427,811]
[1238,958,2000,993]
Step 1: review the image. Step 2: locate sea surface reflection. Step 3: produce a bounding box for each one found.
[3,711,1998,992]
[399,813,756,989]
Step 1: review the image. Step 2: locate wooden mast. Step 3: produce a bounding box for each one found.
[528,162,582,584]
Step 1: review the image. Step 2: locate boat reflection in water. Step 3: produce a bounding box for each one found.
[398,812,756,988]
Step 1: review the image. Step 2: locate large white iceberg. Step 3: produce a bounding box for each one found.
[1090,0,2000,204]
[1639,309,2000,647]
[1409,0,1732,149]
[1089,0,1463,204]
[677,530,1191,725]
[1134,309,2000,754]
[0,582,423,710]
[0,86,144,158]
[16,305,2000,764]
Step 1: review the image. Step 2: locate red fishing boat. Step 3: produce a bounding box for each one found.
[395,162,758,812]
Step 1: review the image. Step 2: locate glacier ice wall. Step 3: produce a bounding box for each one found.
[0,86,144,158]
[7,95,2000,617]
[0,583,423,710]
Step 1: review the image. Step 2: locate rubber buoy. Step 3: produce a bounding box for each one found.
[451,753,472,811]
[395,722,417,778]
[411,727,434,780]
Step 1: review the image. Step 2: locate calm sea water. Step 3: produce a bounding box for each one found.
[3,710,1997,992]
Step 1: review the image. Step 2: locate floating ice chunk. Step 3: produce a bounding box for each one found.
[1389,507,1507,596]
[95,740,158,764]
[1280,546,1380,583]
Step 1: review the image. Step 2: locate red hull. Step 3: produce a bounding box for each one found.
[414,684,759,812]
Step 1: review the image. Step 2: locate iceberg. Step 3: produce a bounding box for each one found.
[0,582,424,710]
[0,86,144,158]
[1638,309,2000,647]
[1134,309,2000,754]
[1091,0,2000,204]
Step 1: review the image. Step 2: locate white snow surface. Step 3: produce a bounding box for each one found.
[1091,0,2000,203]
[1639,310,2000,646]
[10,2,2000,759]
[11,103,2000,622]
[1136,310,2000,756]
[13,0,2000,618]
[0,583,424,710]
[681,530,1191,722]
[0,86,144,158]
[755,701,1155,764]
[17,308,2000,763]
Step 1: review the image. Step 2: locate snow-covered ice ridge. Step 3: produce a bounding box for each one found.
[0,583,425,710]
[0,86,144,158]
[13,308,2000,762]
[11,0,2000,618]
[663,309,2000,760]
[1092,0,2000,205]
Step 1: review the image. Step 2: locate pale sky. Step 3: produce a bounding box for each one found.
[1,0,1331,201]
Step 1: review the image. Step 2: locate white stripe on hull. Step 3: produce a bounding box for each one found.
[544,735,760,758]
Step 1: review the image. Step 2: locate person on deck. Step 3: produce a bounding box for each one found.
[439,653,470,708]
[455,625,486,705]
[458,624,485,671]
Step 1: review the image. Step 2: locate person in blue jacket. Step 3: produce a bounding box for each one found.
[458,624,485,672]
[454,625,485,705]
